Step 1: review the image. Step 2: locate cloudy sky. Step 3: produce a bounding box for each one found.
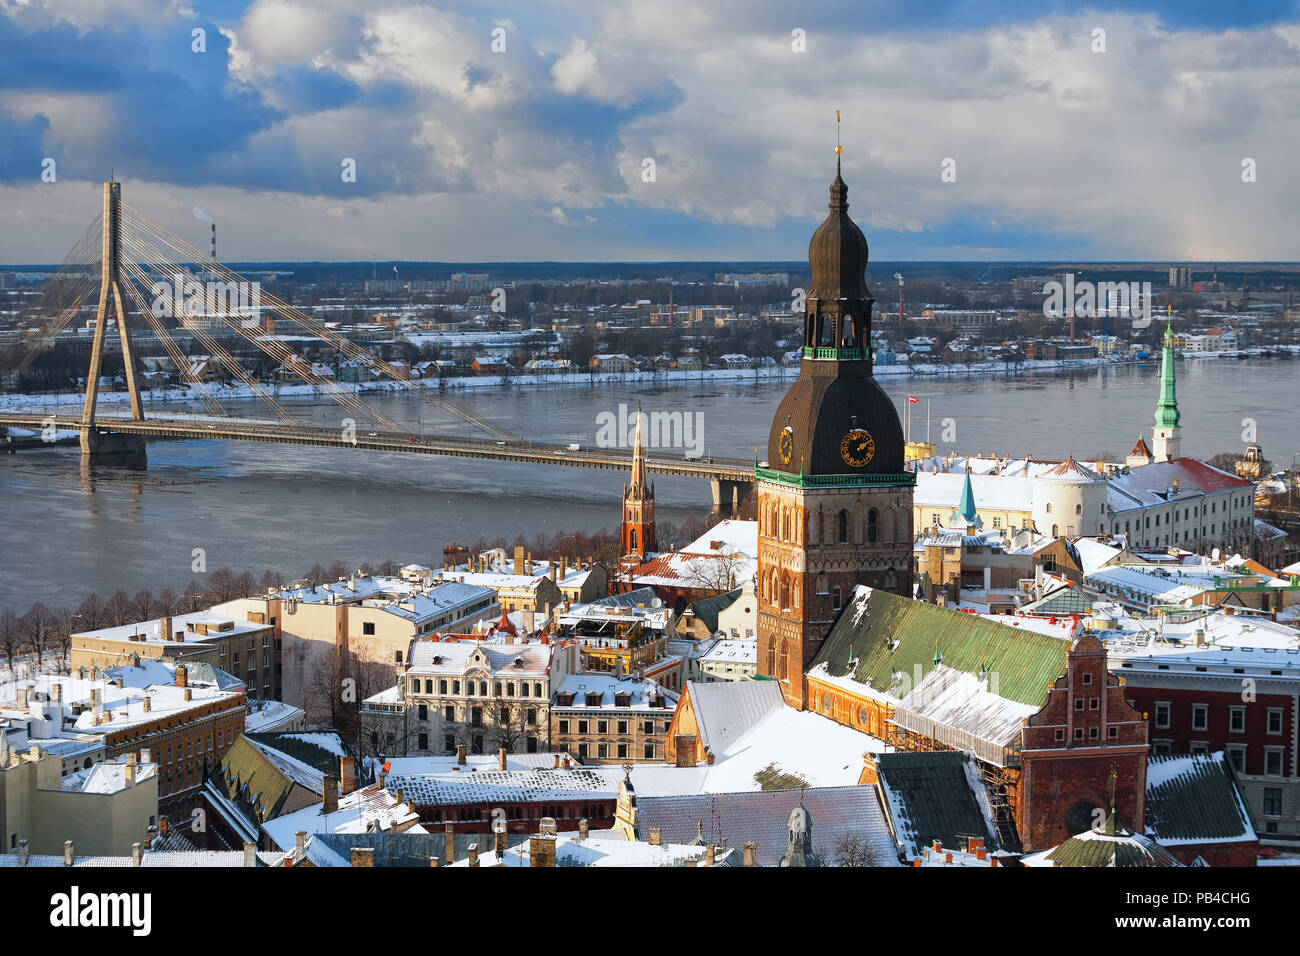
[1,0,1298,263]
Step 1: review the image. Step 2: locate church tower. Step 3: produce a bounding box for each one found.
[1151,324,1182,463]
[621,408,657,558]
[755,134,915,709]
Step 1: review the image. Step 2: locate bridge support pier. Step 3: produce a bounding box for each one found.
[710,478,753,514]
[80,429,147,469]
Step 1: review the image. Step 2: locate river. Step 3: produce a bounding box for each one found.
[1,357,1296,611]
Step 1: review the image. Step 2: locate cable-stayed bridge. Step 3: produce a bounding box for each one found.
[1,182,754,506]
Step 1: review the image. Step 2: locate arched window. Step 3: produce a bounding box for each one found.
[838,510,849,544]
[867,508,879,543]
[1051,524,1059,537]
[819,315,833,346]
[1046,502,1052,514]
[842,315,855,346]
[629,528,638,552]
[1075,503,1082,514]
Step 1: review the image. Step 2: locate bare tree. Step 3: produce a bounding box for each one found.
[0,610,20,672]
[130,589,157,621]
[177,582,207,614]
[259,569,284,591]
[682,546,748,594]
[155,589,177,616]
[833,832,881,867]
[20,603,58,667]
[74,593,105,630]
[102,589,133,626]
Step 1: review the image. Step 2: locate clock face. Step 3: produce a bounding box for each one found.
[840,428,875,467]
[778,427,794,464]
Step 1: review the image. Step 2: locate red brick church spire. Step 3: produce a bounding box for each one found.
[621,407,656,558]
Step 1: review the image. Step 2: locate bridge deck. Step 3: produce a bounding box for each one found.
[0,413,755,481]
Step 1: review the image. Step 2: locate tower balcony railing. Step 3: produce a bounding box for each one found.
[755,467,917,488]
[802,346,864,361]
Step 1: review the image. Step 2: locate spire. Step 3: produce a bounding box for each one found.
[1154,325,1180,430]
[950,466,980,530]
[629,405,648,494]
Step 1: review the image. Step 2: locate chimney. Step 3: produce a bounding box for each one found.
[124,761,136,786]
[322,775,339,814]
[350,847,375,868]
[529,834,557,867]
[705,844,716,867]
[140,748,151,764]
[339,756,355,795]
[648,828,661,846]
[514,546,525,576]
[467,843,479,867]
[553,753,561,769]
[457,744,466,766]
[158,815,169,839]
[578,818,588,840]
[444,823,455,865]
[131,842,143,867]
[429,856,440,868]
[160,616,172,644]
[142,696,151,713]
[498,747,507,771]
[175,664,188,688]
[540,817,557,836]
[17,840,29,866]
[295,830,307,853]
[495,828,508,855]
[183,688,192,702]
[63,841,74,866]
[243,842,257,867]
[742,842,757,867]
[15,686,28,708]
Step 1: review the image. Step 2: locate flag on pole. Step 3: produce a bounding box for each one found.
[908,395,919,404]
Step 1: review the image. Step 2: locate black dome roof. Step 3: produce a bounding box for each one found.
[767,371,904,477]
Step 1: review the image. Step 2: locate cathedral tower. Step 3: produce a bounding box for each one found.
[755,140,915,709]
[621,408,657,558]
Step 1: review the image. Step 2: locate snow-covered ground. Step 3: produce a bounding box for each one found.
[1,347,1290,415]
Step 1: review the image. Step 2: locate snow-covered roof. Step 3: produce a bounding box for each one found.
[405,637,552,678]
[261,785,423,850]
[552,674,678,710]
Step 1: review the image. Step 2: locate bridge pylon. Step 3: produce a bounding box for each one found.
[80,180,147,468]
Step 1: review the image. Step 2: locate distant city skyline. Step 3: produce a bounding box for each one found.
[2,1,1299,263]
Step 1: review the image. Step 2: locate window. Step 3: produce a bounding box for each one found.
[444,706,454,722]
[1082,672,1091,684]
[1089,698,1099,710]
[832,587,842,611]
[418,733,428,750]
[558,719,569,734]
[363,622,375,636]
[1055,729,1065,741]
[1075,503,1082,515]
[1154,702,1171,729]
[617,744,628,758]
[1229,707,1245,733]
[643,720,655,734]
[1226,746,1246,773]
[1267,709,1284,735]
[597,720,608,734]
[444,735,455,754]
[577,720,588,734]
[1074,698,1084,711]
[617,720,628,734]
[1073,728,1083,740]
[1191,704,1208,731]
[1108,726,1117,739]
[1265,749,1284,777]
[1263,788,1282,817]
[838,510,849,544]
[439,680,447,694]
[417,704,427,721]
[1190,741,1210,756]
[644,743,655,759]
[470,706,482,727]
[597,744,608,759]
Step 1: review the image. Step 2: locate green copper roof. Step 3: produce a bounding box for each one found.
[812,587,1068,708]
[1155,324,1180,429]
[951,467,978,525]
[1041,811,1182,867]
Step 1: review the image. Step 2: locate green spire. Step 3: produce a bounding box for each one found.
[1154,325,1180,429]
[950,466,978,527]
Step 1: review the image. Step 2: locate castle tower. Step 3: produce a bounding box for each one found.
[621,408,656,558]
[755,132,915,709]
[1151,325,1182,463]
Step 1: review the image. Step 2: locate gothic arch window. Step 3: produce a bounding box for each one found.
[1051,524,1059,538]
[819,314,833,346]
[779,575,790,610]
[629,528,638,552]
[867,508,879,543]
[817,572,828,594]
[782,510,790,542]
[1075,503,1082,514]
[885,570,898,590]
[838,510,849,544]
[779,641,789,680]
